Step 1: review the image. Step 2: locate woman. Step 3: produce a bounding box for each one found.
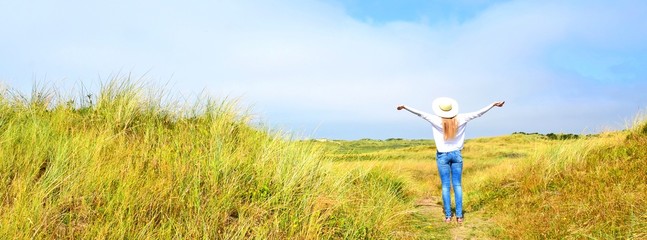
[397,98,504,224]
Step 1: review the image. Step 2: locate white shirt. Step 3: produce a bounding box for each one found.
[404,103,496,153]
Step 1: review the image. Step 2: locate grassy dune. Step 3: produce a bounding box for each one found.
[476,119,647,238]
[2,79,645,239]
[318,119,647,238]
[0,80,421,239]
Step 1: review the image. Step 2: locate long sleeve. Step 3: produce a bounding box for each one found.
[403,106,438,124]
[459,103,496,123]
[403,106,425,117]
[401,103,498,153]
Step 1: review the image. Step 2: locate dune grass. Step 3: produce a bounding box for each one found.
[318,121,646,239]
[474,117,647,239]
[3,79,644,238]
[0,80,424,239]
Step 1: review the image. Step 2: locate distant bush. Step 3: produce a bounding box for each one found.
[513,132,581,140]
[546,133,580,140]
[512,131,540,135]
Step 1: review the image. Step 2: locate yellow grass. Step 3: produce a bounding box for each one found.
[478,121,647,238]
[2,78,644,239]
[319,120,646,238]
[0,79,424,239]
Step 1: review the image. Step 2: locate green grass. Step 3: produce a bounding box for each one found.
[0,79,426,239]
[314,121,647,239]
[475,121,647,239]
[2,78,645,239]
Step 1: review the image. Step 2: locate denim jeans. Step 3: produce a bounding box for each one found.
[436,150,463,218]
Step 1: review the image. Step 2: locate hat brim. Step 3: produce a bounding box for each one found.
[432,97,459,118]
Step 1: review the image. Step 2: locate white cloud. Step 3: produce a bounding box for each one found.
[1,0,646,139]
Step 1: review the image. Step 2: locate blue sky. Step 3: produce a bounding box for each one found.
[1,0,646,139]
[337,0,511,24]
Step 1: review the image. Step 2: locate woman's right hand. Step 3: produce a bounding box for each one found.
[397,105,405,110]
[494,101,505,107]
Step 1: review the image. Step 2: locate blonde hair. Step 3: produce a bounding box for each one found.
[442,117,458,140]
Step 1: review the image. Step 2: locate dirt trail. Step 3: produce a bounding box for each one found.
[415,197,493,240]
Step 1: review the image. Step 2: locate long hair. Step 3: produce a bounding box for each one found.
[442,117,458,140]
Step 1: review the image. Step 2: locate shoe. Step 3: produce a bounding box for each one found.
[444,217,452,223]
[457,217,464,224]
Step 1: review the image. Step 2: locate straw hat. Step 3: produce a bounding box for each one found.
[432,97,459,118]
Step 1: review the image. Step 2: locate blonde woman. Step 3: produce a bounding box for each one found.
[397,98,505,224]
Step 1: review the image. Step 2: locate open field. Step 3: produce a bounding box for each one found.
[315,122,647,239]
[1,80,645,239]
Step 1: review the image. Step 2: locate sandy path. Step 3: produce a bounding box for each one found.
[415,197,493,240]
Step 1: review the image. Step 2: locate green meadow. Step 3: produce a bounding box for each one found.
[1,80,645,239]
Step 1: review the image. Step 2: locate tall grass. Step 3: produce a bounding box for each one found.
[0,79,419,239]
[311,117,647,238]
[476,116,647,238]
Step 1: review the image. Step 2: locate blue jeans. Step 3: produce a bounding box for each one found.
[436,150,463,218]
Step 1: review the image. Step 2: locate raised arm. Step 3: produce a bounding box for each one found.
[397,105,438,124]
[461,101,505,122]
[397,105,425,117]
